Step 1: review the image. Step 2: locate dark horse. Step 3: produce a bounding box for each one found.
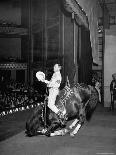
[25,83,99,137]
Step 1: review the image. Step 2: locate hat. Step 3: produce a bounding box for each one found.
[36,71,45,81]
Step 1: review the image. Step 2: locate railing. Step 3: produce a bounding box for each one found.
[0,81,46,117]
[0,62,27,70]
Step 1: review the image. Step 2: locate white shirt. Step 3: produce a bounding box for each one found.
[47,71,62,88]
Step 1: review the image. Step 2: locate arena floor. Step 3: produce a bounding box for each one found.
[0,103,116,155]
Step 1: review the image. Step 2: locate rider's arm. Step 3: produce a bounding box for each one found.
[44,80,50,84]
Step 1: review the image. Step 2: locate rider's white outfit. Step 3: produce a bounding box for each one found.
[36,64,66,118]
[47,71,62,114]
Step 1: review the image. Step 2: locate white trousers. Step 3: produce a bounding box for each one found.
[48,88,59,114]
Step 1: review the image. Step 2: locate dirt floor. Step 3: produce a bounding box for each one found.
[0,103,116,155]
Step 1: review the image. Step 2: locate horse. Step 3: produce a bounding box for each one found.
[25,82,99,137]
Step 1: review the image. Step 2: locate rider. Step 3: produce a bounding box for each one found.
[44,64,66,120]
[36,64,66,121]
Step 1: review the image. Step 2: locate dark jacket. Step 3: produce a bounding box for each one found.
[110,80,116,96]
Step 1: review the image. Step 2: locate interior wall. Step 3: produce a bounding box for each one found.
[78,26,92,84]
[0,1,21,61]
[0,38,21,60]
[76,0,98,64]
[64,15,74,86]
[104,25,116,107]
[0,1,21,24]
[31,0,61,63]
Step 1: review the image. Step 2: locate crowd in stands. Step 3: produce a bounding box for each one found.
[0,80,47,116]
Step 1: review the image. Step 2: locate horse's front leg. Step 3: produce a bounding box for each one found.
[45,123,59,137]
[70,123,81,137]
[50,128,69,136]
[70,108,86,137]
[49,119,80,137]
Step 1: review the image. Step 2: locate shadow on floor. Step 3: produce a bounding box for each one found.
[0,109,33,142]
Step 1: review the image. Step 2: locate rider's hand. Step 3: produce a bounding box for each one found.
[45,80,49,84]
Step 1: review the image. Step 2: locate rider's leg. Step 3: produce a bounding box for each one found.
[48,88,59,114]
[48,88,66,119]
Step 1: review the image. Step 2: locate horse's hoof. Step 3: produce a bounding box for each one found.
[70,133,75,137]
[41,128,47,134]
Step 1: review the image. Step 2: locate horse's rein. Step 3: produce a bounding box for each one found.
[60,86,74,106]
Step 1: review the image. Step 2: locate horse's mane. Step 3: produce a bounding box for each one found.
[55,85,74,112]
[73,83,91,102]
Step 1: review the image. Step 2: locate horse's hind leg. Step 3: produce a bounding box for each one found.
[70,123,81,137]
[69,119,79,129]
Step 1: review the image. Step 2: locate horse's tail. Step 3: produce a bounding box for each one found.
[25,104,43,136]
[85,86,99,121]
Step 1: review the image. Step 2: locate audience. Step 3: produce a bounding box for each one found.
[0,80,46,116]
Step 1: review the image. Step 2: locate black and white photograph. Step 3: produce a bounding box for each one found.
[0,0,116,155]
